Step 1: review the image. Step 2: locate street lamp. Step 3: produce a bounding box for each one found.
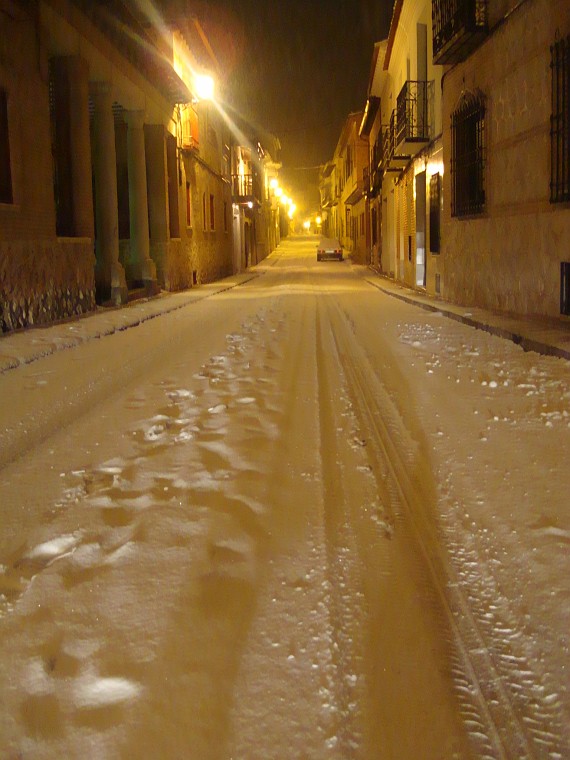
[194,74,214,101]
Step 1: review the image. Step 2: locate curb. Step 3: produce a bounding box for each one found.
[364,274,570,362]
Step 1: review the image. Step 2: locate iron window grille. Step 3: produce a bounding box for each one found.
[451,91,486,217]
[0,89,13,203]
[432,0,488,65]
[0,88,12,204]
[550,35,570,203]
[561,262,570,315]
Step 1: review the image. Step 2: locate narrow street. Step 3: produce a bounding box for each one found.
[0,236,568,759]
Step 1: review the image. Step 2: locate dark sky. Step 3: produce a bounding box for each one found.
[185,0,394,209]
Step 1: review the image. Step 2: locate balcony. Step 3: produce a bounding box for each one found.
[395,81,430,156]
[432,0,488,65]
[384,112,410,172]
[231,173,261,205]
[367,137,384,198]
[344,169,365,206]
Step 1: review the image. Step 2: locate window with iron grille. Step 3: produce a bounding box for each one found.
[550,35,570,203]
[561,262,570,315]
[186,182,192,227]
[0,88,12,204]
[429,172,441,253]
[451,91,485,216]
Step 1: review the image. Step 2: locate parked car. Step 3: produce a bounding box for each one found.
[316,237,343,261]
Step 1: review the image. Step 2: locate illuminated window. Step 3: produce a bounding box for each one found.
[551,35,570,203]
[451,91,485,217]
[186,181,192,227]
[209,193,215,230]
[0,88,12,204]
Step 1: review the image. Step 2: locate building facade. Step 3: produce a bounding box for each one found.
[0,0,280,335]
[354,0,570,319]
[437,0,570,317]
[319,112,369,261]
[230,133,281,273]
[362,0,444,293]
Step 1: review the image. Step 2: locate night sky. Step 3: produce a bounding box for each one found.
[178,0,394,210]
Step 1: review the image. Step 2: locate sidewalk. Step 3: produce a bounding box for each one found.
[1,267,569,374]
[364,269,570,362]
[0,273,256,374]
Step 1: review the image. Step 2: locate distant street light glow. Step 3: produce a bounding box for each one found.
[303,220,311,230]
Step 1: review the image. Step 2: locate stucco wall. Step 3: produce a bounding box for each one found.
[442,0,570,317]
[0,4,57,241]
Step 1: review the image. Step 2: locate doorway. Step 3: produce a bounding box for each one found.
[415,171,426,287]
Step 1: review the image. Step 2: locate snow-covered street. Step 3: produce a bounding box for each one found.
[0,235,568,759]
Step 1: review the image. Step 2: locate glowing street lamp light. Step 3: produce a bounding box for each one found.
[275,187,283,198]
[194,73,214,100]
[270,178,279,190]
[316,216,322,225]
[303,220,311,230]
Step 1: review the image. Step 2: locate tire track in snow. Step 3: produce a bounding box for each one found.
[315,304,368,758]
[323,295,543,759]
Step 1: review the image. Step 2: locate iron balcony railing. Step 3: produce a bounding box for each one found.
[396,80,429,147]
[432,0,488,65]
[384,114,395,163]
[231,173,261,201]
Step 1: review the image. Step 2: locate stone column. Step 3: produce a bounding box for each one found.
[126,110,157,292]
[90,82,127,305]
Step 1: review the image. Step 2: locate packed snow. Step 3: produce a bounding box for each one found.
[0,236,568,758]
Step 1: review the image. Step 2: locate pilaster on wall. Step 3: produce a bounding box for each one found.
[125,110,157,291]
[90,81,127,305]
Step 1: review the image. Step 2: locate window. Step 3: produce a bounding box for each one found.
[209,193,215,230]
[561,262,570,315]
[550,35,570,203]
[0,88,12,204]
[202,192,207,230]
[429,172,441,253]
[451,91,486,217]
[186,181,192,227]
[223,201,228,232]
